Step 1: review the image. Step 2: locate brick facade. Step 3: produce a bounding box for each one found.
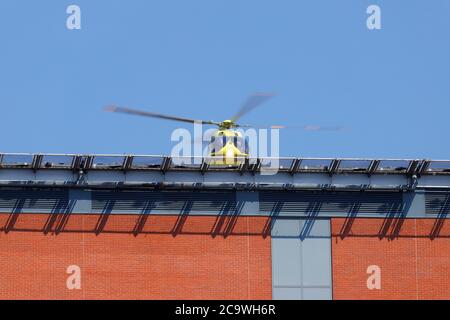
[0,214,272,300]
[2,213,449,300]
[331,218,450,300]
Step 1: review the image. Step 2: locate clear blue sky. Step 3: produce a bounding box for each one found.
[1,1,449,158]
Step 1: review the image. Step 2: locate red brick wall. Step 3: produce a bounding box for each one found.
[0,213,272,300]
[332,218,450,300]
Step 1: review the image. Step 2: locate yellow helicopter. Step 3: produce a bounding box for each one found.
[105,93,342,165]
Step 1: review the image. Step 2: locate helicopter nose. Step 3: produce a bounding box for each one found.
[226,148,235,159]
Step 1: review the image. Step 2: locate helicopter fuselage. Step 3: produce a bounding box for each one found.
[207,127,248,165]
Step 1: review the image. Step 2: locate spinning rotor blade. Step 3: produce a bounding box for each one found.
[105,105,220,126]
[231,93,275,123]
[237,124,345,131]
[272,125,345,131]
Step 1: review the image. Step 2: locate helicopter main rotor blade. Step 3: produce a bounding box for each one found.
[231,93,275,123]
[272,125,345,131]
[237,124,345,131]
[105,105,220,126]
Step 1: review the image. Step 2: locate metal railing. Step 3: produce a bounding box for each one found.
[0,153,449,175]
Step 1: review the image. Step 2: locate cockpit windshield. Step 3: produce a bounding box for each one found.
[208,134,248,154]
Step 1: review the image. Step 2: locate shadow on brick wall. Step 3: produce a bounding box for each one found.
[0,199,270,238]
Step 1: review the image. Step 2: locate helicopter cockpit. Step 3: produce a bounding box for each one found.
[208,132,249,156]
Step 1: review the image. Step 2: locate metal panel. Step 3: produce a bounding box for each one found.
[86,171,125,183]
[425,191,450,215]
[272,218,332,300]
[255,173,292,184]
[293,173,331,185]
[301,219,330,238]
[260,191,403,217]
[203,172,254,184]
[124,171,164,183]
[236,191,260,215]
[370,174,408,186]
[272,287,302,300]
[35,170,74,182]
[402,191,425,218]
[302,288,332,300]
[332,174,370,186]
[0,169,35,181]
[419,175,450,188]
[69,189,92,214]
[0,187,448,219]
[91,190,236,215]
[164,172,203,184]
[272,238,302,287]
[302,238,332,286]
[271,217,301,237]
[0,189,69,213]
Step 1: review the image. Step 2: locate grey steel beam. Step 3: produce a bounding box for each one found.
[0,170,449,191]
